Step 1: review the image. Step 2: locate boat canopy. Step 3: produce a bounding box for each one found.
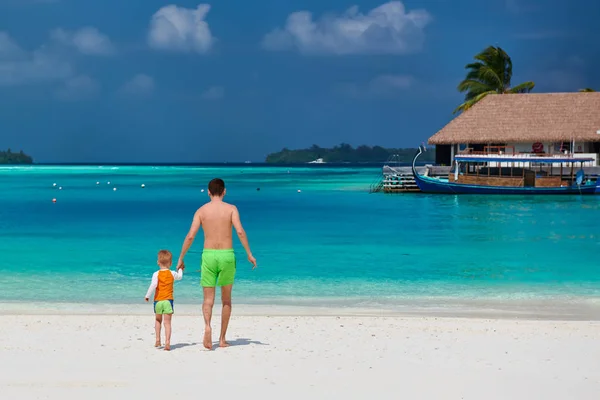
[454,155,595,163]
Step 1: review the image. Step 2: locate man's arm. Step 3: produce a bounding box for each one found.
[145,272,158,301]
[177,209,202,268]
[232,206,257,269]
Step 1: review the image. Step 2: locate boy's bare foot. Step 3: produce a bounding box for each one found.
[219,340,230,348]
[155,341,161,348]
[164,343,171,351]
[203,327,212,350]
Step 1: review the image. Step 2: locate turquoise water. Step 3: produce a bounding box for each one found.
[1,165,600,307]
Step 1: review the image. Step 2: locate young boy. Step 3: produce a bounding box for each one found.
[145,250,184,351]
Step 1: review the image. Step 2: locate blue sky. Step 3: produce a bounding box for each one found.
[0,0,598,162]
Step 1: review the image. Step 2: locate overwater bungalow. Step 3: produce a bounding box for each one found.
[429,92,600,167]
[411,92,600,194]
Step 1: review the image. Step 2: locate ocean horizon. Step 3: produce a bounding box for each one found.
[2,164,600,314]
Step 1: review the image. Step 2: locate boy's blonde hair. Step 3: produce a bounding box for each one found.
[158,250,172,267]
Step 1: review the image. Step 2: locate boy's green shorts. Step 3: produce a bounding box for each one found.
[154,300,174,315]
[201,249,236,287]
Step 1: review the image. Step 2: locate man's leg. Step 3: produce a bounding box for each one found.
[163,313,172,351]
[202,287,215,350]
[154,314,163,347]
[219,284,233,347]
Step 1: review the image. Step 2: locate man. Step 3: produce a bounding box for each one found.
[177,178,257,350]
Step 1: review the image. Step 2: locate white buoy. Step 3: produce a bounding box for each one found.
[201,189,205,193]
[59,187,62,190]
[141,184,145,188]
[107,181,111,185]
[53,183,57,187]
[96,182,100,185]
[297,189,301,193]
[113,187,117,191]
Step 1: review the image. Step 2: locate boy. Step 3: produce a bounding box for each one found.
[145,250,184,351]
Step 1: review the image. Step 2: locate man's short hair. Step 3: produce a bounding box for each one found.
[208,178,225,196]
[158,250,172,267]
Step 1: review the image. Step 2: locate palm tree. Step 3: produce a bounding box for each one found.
[454,46,535,114]
[579,88,595,92]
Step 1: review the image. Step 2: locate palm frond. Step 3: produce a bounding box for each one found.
[454,45,533,113]
[457,79,495,94]
[476,65,503,88]
[508,81,535,93]
[453,90,496,114]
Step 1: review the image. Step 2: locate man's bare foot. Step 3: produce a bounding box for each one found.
[203,328,212,350]
[155,341,161,348]
[164,343,171,351]
[219,340,230,348]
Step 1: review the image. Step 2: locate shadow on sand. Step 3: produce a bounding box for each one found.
[215,338,269,348]
[168,342,199,351]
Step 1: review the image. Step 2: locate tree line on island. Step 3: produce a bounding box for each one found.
[265,144,435,164]
[0,149,33,164]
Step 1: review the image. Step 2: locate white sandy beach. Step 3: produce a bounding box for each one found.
[2,305,600,400]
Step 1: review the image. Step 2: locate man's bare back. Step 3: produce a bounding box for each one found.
[197,201,236,250]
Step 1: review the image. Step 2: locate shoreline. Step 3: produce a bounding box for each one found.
[5,297,600,320]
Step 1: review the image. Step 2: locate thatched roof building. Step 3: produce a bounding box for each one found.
[429,92,600,145]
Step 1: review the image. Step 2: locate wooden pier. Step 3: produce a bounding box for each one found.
[370,165,451,193]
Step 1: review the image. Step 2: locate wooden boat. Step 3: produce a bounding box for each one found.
[411,146,599,194]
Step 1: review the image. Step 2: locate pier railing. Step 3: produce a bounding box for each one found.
[370,165,451,193]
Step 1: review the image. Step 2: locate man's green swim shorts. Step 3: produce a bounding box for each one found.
[200,249,236,287]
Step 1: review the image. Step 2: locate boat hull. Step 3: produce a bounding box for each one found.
[414,174,598,195]
[410,147,599,195]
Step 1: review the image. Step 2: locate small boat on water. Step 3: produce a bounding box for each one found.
[411,145,599,194]
[308,158,325,164]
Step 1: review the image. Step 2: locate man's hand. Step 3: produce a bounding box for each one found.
[145,297,149,302]
[248,254,257,270]
[176,259,184,270]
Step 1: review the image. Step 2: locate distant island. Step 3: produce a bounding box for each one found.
[0,149,33,164]
[265,144,435,164]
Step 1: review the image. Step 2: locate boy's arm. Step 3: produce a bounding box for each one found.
[232,206,257,269]
[144,272,158,301]
[172,268,184,281]
[177,209,202,269]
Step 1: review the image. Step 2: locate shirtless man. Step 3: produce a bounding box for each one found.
[176,178,257,350]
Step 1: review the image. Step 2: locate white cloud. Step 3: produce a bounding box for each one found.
[262,1,431,55]
[0,32,25,59]
[55,75,99,100]
[505,0,537,14]
[201,86,224,100]
[565,55,585,68]
[148,4,214,53]
[0,32,72,86]
[536,55,587,92]
[514,31,571,40]
[51,27,115,56]
[505,0,520,13]
[120,74,155,96]
[369,74,414,91]
[0,0,59,5]
[336,74,414,99]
